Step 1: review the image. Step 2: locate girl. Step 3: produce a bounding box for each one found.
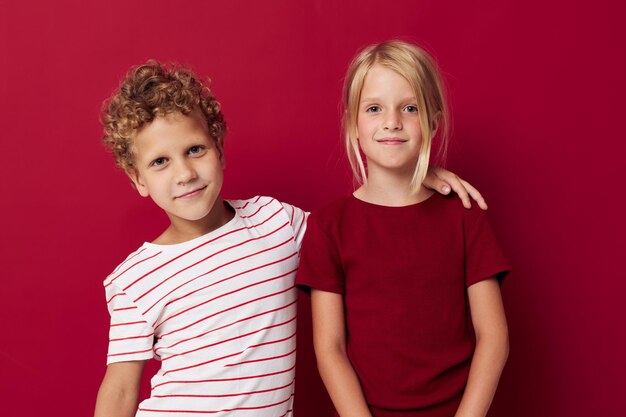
[296,41,510,417]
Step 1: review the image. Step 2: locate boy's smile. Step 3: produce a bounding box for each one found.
[127,109,230,242]
[175,185,208,199]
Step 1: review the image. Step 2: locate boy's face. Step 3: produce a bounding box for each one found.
[127,110,225,227]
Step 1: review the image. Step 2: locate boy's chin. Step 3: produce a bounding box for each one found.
[167,210,213,223]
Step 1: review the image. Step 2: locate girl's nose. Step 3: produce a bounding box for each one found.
[383,111,402,130]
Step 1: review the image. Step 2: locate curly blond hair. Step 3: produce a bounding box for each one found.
[102,60,226,171]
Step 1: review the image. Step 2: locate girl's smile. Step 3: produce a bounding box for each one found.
[375,137,409,144]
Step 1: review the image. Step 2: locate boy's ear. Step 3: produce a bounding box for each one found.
[217,142,226,168]
[125,169,150,198]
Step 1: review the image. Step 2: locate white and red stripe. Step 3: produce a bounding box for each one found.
[104,196,308,416]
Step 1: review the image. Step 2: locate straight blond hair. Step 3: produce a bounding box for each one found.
[342,40,450,188]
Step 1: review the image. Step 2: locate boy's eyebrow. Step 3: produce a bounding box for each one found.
[137,151,163,166]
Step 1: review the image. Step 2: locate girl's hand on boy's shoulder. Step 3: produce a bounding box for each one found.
[424,167,488,210]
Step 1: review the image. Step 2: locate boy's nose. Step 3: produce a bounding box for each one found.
[175,161,197,184]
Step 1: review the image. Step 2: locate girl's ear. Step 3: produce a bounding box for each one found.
[125,169,150,198]
[431,111,442,133]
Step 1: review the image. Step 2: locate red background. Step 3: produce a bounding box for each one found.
[1,1,624,416]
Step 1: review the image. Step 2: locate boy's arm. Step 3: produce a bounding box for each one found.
[312,289,373,417]
[94,360,147,417]
[423,167,488,210]
[454,278,509,417]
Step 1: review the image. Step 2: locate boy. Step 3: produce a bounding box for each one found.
[94,61,306,417]
[94,60,486,417]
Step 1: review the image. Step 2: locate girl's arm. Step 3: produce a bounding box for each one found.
[423,167,488,210]
[312,289,373,417]
[455,278,509,417]
[94,360,147,417]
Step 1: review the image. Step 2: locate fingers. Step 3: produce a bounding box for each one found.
[452,177,472,209]
[430,167,471,208]
[423,175,452,195]
[423,167,452,195]
[460,179,488,210]
[424,167,489,210]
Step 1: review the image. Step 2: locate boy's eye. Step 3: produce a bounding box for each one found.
[404,105,418,113]
[151,157,167,167]
[365,106,381,113]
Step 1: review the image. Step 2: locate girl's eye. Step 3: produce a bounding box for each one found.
[404,105,418,113]
[188,145,205,155]
[366,106,381,113]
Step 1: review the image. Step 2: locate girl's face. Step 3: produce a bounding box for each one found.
[357,64,422,177]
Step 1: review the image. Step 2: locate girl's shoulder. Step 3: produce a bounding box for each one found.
[432,192,488,219]
[310,194,354,222]
[317,194,353,210]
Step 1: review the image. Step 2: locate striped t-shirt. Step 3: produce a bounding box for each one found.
[103,196,308,416]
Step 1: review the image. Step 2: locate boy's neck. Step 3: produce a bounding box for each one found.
[154,198,235,245]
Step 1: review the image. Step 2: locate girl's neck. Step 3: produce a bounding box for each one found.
[354,173,434,207]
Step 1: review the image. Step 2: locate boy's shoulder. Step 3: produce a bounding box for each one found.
[102,195,298,289]
[228,195,307,227]
[227,195,283,215]
[102,243,158,290]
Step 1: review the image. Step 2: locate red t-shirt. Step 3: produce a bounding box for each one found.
[296,193,510,414]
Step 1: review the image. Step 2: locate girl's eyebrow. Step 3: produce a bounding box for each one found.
[360,96,417,103]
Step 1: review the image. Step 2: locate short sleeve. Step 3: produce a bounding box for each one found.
[295,213,344,294]
[464,207,511,287]
[280,202,309,251]
[105,283,155,364]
